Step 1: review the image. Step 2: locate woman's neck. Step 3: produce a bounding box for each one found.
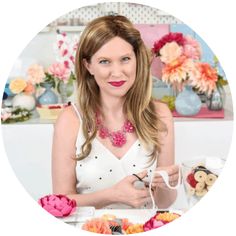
[99,94,125,121]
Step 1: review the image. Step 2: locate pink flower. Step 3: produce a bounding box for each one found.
[38,194,77,217]
[183,35,202,60]
[143,216,165,231]
[27,64,45,85]
[47,62,70,82]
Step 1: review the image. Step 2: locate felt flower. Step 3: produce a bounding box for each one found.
[183,35,202,60]
[190,62,218,95]
[23,82,36,95]
[159,41,183,64]
[27,64,45,85]
[162,56,200,85]
[153,32,221,95]
[125,224,144,234]
[38,194,77,217]
[47,62,71,82]
[152,32,185,56]
[143,216,165,231]
[82,218,112,234]
[9,77,27,94]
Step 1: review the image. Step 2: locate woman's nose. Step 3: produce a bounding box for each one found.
[110,63,122,77]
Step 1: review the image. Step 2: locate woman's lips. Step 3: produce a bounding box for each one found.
[108,81,126,87]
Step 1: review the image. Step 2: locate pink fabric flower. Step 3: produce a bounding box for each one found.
[183,35,202,60]
[143,216,165,231]
[38,194,77,217]
[47,62,70,82]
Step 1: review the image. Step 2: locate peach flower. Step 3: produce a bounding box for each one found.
[190,62,218,95]
[27,64,45,85]
[126,224,144,234]
[9,77,27,94]
[82,218,112,234]
[24,82,36,95]
[160,41,183,64]
[162,56,200,85]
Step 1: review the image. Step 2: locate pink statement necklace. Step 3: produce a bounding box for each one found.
[95,112,135,147]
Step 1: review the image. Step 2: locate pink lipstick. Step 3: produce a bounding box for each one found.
[108,81,126,87]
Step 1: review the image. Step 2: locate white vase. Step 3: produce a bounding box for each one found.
[12,93,36,111]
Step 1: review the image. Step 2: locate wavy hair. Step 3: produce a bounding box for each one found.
[75,15,167,164]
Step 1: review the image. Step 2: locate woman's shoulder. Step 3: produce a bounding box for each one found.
[152,98,173,120]
[54,105,80,134]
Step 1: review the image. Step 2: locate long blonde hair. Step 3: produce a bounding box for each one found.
[75,15,167,163]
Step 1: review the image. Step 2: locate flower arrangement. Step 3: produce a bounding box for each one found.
[38,194,77,217]
[152,32,226,95]
[81,211,181,234]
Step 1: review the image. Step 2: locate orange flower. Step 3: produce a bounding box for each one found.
[24,82,35,95]
[121,218,133,231]
[191,62,218,95]
[155,212,180,222]
[126,224,144,234]
[82,218,112,234]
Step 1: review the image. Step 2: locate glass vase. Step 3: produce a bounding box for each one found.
[37,82,58,105]
[57,80,74,104]
[175,85,202,116]
[206,85,225,110]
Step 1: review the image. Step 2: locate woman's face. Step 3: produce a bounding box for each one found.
[85,36,137,98]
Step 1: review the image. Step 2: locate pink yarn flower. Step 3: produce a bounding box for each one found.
[38,194,77,217]
[143,216,165,231]
[47,62,70,82]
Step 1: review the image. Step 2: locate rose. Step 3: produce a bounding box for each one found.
[38,194,77,217]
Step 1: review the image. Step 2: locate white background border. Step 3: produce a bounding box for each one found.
[0,1,235,235]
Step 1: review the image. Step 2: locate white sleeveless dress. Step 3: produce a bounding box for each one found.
[71,103,157,209]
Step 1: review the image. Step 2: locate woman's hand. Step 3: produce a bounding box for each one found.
[111,170,150,208]
[151,165,180,189]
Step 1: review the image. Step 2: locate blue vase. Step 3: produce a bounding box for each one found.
[175,85,201,116]
[38,82,58,105]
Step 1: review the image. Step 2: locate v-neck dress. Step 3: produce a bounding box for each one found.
[71,103,157,209]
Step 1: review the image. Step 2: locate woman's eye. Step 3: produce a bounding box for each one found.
[99,59,109,64]
[122,57,131,62]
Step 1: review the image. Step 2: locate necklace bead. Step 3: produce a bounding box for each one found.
[95,112,135,148]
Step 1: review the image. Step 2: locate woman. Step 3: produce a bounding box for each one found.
[52,15,179,209]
